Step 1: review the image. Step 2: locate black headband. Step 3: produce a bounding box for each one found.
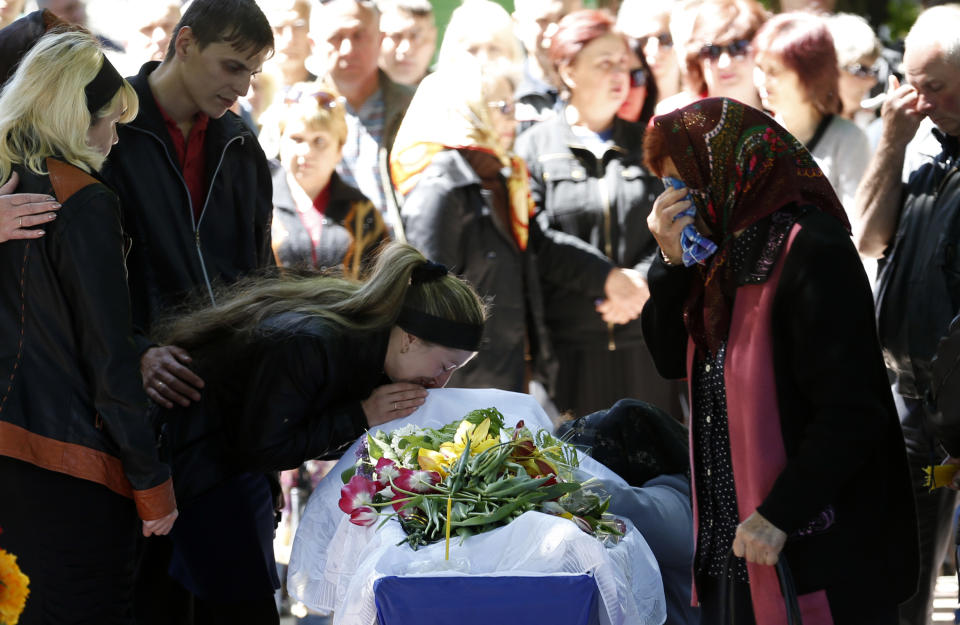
[396,307,483,352]
[84,54,123,115]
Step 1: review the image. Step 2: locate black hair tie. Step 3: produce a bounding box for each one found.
[411,260,448,285]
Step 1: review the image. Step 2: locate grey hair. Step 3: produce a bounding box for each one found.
[826,13,881,67]
[905,4,960,67]
[377,0,433,18]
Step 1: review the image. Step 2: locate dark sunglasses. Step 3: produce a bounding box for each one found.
[642,32,673,48]
[698,39,751,61]
[629,68,647,88]
[284,88,342,109]
[487,100,515,115]
[842,63,879,79]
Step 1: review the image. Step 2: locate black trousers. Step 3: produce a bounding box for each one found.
[0,455,139,625]
[897,394,957,625]
[697,569,899,625]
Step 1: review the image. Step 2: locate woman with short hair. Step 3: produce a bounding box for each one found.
[656,0,768,113]
[753,12,871,219]
[268,84,387,277]
[515,9,684,420]
[0,29,178,623]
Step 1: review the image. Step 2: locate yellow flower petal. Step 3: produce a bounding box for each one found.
[473,438,498,455]
[454,420,474,446]
[418,449,449,477]
[470,418,491,446]
[0,549,30,625]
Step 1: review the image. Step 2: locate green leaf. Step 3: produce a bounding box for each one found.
[340,465,356,484]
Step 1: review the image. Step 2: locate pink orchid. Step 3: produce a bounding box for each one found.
[375,457,401,488]
[394,467,441,493]
[349,505,379,527]
[339,475,378,514]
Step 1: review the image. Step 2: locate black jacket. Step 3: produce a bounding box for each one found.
[514,116,662,348]
[270,163,386,277]
[876,128,960,399]
[401,149,612,393]
[0,159,175,519]
[642,211,919,603]
[102,61,274,352]
[162,313,386,502]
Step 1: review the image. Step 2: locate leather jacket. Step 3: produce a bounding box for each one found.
[402,148,612,393]
[101,61,274,353]
[876,128,960,399]
[160,313,387,503]
[0,159,175,520]
[515,116,662,349]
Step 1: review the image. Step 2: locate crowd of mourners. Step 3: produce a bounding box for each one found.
[0,0,959,623]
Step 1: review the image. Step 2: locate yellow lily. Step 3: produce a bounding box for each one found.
[418,448,451,477]
[437,418,499,464]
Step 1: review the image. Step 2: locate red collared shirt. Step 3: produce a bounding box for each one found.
[156,99,209,222]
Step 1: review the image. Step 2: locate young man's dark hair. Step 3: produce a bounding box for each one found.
[164,0,274,60]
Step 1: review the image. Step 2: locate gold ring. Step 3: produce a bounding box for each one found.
[17,216,21,228]
[394,402,398,410]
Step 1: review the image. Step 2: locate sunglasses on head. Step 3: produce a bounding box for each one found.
[629,68,647,88]
[284,88,342,109]
[698,39,752,61]
[487,100,515,115]
[842,63,879,79]
[642,32,673,48]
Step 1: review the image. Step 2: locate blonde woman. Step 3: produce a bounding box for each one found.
[269,84,387,277]
[436,0,523,70]
[0,30,178,623]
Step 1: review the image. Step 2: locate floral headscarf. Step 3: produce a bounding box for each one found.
[651,97,849,353]
[389,63,535,250]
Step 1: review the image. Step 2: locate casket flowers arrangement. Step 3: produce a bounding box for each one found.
[338,407,625,550]
[0,528,29,625]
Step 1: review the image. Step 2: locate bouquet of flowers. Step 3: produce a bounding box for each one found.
[338,407,625,550]
[0,528,29,625]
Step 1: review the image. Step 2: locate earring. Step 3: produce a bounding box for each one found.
[400,344,409,354]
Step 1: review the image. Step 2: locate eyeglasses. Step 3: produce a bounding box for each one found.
[284,88,343,109]
[642,32,673,48]
[842,63,879,79]
[698,39,752,62]
[629,68,647,88]
[487,100,515,115]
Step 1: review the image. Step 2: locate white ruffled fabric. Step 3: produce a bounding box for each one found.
[287,388,666,625]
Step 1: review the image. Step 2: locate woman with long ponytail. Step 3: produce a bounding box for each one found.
[149,241,486,622]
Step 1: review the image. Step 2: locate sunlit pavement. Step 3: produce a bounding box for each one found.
[935,575,960,623]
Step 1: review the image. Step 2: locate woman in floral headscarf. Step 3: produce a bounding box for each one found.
[393,58,645,396]
[641,97,918,624]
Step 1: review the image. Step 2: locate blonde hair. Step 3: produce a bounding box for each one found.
[158,242,487,352]
[437,0,523,70]
[258,81,348,158]
[0,30,138,180]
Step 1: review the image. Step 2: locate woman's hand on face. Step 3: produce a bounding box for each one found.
[732,510,787,566]
[362,382,428,427]
[647,185,694,266]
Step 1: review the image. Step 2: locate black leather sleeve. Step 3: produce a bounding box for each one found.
[641,255,693,380]
[48,184,171,491]
[232,336,368,473]
[401,176,467,271]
